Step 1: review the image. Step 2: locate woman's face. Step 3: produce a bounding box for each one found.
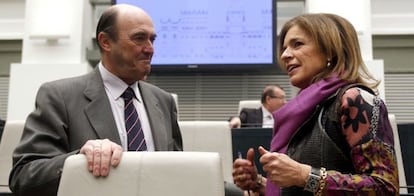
[280,25,327,89]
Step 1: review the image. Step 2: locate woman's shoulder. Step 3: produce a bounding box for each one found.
[341,86,376,107]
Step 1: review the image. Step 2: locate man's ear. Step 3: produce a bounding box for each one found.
[97,32,112,52]
[265,95,271,103]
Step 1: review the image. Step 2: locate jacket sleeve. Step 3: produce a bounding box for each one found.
[322,87,399,195]
[9,82,77,196]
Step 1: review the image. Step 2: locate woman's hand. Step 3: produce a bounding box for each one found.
[232,148,260,190]
[258,146,310,188]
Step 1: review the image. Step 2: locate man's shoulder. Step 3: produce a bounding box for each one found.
[240,107,262,113]
[36,72,96,98]
[139,81,170,96]
[41,71,94,89]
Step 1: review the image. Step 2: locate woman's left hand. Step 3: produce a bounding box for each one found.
[258,146,311,188]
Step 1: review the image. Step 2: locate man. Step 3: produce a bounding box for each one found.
[229,85,287,128]
[9,4,182,196]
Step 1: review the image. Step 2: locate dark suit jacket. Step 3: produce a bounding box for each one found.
[239,107,263,128]
[9,68,183,196]
[0,118,4,142]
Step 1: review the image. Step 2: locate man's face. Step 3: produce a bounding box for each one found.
[105,9,156,84]
[267,87,287,112]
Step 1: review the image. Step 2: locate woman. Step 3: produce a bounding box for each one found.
[232,13,399,196]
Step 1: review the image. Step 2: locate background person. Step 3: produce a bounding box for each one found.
[229,84,286,128]
[9,4,182,196]
[232,13,399,196]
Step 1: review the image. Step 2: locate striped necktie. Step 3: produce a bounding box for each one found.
[121,87,147,151]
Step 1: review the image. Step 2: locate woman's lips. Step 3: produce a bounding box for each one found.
[287,64,299,74]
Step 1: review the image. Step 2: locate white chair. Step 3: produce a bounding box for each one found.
[237,100,261,114]
[388,114,408,194]
[0,120,25,193]
[57,152,224,196]
[178,121,233,182]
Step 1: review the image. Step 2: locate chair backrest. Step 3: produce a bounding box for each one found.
[0,120,25,193]
[58,152,224,196]
[388,114,408,194]
[237,100,261,114]
[178,121,233,182]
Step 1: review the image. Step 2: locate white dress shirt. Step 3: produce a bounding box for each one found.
[262,106,274,128]
[99,63,154,151]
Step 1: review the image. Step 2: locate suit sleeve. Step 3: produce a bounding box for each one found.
[169,93,183,151]
[239,109,248,125]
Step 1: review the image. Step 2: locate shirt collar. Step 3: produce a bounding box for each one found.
[262,105,273,119]
[99,62,140,101]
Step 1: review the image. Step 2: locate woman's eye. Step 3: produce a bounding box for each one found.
[293,41,303,48]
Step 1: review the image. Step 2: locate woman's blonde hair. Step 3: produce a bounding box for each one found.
[278,13,379,90]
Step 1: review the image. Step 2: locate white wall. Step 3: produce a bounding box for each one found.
[22,0,93,64]
[371,0,414,35]
[5,0,94,120]
[0,0,25,40]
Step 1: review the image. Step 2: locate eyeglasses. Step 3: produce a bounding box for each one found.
[269,95,286,100]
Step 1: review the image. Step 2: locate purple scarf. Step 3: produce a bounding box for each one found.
[266,76,347,196]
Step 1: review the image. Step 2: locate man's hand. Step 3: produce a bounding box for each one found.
[79,139,123,177]
[229,117,242,128]
[232,148,259,190]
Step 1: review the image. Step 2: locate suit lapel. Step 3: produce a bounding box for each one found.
[83,69,121,145]
[138,81,167,149]
[256,108,263,127]
[257,107,263,124]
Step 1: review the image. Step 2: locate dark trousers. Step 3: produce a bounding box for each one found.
[225,181,244,196]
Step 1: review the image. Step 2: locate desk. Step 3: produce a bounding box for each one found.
[398,124,414,193]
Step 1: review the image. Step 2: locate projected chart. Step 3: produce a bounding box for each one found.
[125,0,274,65]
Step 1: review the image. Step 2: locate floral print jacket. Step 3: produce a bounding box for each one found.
[324,87,399,195]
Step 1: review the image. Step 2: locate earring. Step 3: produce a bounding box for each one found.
[326,59,331,67]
